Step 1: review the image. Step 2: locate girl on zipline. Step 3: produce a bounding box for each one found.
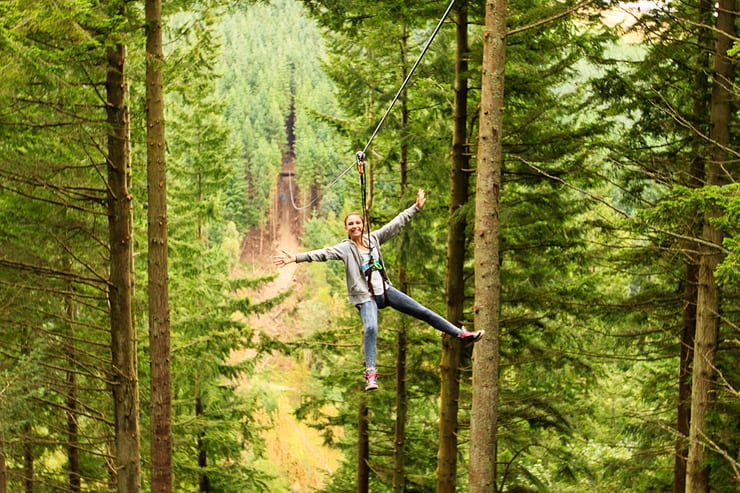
[272,188,484,391]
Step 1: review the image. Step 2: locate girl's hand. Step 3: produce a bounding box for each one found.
[416,188,427,209]
[272,249,296,268]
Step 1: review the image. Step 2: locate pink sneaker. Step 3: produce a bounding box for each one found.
[364,368,378,391]
[458,327,484,344]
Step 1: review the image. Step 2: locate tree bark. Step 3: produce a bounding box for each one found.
[675,261,698,493]
[65,287,81,493]
[674,2,710,489]
[0,432,6,493]
[686,0,735,489]
[194,152,210,493]
[66,365,81,493]
[687,205,721,493]
[437,3,469,491]
[469,0,506,491]
[23,422,33,493]
[146,0,173,490]
[106,42,141,493]
[393,318,408,493]
[357,395,369,493]
[196,395,210,492]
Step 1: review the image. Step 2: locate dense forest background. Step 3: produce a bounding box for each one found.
[0,0,737,492]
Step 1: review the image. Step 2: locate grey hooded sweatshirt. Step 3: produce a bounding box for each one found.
[295,204,420,305]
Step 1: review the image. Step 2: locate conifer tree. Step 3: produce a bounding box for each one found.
[299,3,461,492]
[108,37,141,493]
[591,0,739,488]
[687,0,736,488]
[299,0,620,489]
[0,0,143,491]
[145,0,173,488]
[469,0,505,489]
[438,2,472,490]
[165,80,275,493]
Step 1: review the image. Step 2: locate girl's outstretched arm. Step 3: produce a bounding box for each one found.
[276,244,346,265]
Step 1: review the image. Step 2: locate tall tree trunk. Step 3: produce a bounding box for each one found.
[65,288,81,493]
[437,4,469,491]
[686,0,735,490]
[146,0,173,490]
[66,366,81,493]
[196,395,210,492]
[0,432,6,493]
[194,137,210,493]
[392,29,410,493]
[469,0,506,491]
[357,395,369,493]
[674,3,711,489]
[23,422,32,493]
[393,317,408,493]
[106,42,141,493]
[687,188,721,493]
[20,337,33,493]
[675,261,698,493]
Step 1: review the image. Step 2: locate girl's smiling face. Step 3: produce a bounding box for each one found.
[344,213,364,241]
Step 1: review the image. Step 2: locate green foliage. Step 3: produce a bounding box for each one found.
[587,0,740,490]
[135,15,282,487]
[216,0,349,228]
[2,0,738,491]
[0,0,130,489]
[293,0,735,491]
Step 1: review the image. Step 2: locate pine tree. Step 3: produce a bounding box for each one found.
[145,0,173,489]
[687,0,736,488]
[469,0,505,489]
[159,13,279,488]
[0,0,143,490]
[438,2,472,490]
[591,0,739,488]
[108,37,142,493]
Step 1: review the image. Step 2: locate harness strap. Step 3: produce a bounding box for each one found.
[365,263,389,305]
[363,239,389,305]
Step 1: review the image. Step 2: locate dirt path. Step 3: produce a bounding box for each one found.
[233,167,341,491]
[243,177,303,337]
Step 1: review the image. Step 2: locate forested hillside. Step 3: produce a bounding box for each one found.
[0,0,737,492]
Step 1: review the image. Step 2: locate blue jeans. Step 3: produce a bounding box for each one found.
[357,286,462,369]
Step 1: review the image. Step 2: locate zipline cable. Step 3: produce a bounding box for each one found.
[286,161,356,211]
[354,0,456,257]
[360,0,457,155]
[286,0,457,211]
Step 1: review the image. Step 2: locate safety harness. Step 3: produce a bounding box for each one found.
[356,151,389,305]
